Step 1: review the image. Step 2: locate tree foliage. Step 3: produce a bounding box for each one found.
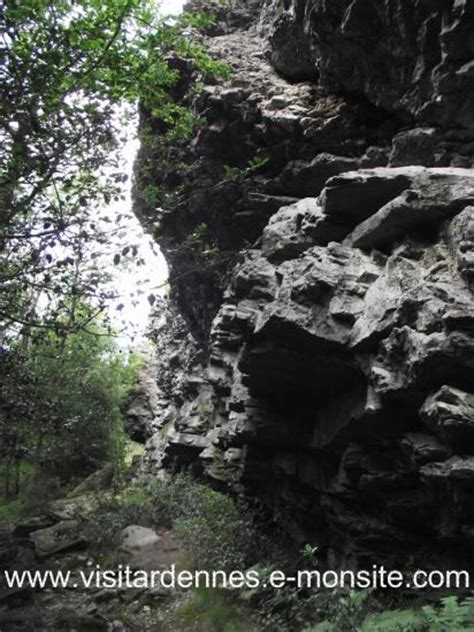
[0,0,225,339]
[0,0,226,492]
[0,318,141,498]
[0,0,229,507]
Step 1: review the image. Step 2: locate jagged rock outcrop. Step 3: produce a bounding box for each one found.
[260,0,474,134]
[134,1,400,347]
[121,349,162,442]
[134,0,474,570]
[140,166,474,569]
[138,297,213,473]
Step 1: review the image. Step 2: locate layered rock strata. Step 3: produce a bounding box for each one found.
[133,0,474,569]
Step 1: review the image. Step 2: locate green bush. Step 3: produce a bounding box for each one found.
[0,497,25,521]
[0,324,141,496]
[82,486,155,551]
[150,471,263,572]
[22,471,62,515]
[0,460,32,505]
[304,593,474,632]
[361,595,474,631]
[24,327,137,474]
[149,472,324,630]
[240,563,329,632]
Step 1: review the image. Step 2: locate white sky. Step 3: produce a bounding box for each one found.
[160,0,186,12]
[106,0,187,346]
[105,134,168,346]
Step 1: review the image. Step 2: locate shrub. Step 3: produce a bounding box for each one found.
[304,593,474,631]
[22,471,62,515]
[82,486,155,551]
[0,323,141,499]
[0,497,25,521]
[150,471,263,572]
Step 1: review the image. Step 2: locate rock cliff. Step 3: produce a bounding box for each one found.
[132,0,474,569]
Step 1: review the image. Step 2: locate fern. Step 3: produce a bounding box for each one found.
[423,595,474,630]
[458,596,474,624]
[303,595,474,632]
[361,608,425,631]
[359,596,474,632]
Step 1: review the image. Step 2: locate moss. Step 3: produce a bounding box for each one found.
[123,438,145,467]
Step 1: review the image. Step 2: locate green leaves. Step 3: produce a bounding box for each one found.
[304,594,474,631]
[151,471,261,572]
[1,0,226,338]
[0,320,141,487]
[223,154,270,182]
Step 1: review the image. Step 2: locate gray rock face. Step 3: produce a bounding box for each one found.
[134,11,396,346]
[260,0,474,133]
[122,349,162,442]
[345,168,474,250]
[134,0,474,570]
[141,167,474,569]
[450,207,474,286]
[420,386,474,452]
[261,198,344,261]
[258,0,318,80]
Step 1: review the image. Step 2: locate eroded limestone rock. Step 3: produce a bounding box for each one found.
[140,166,474,569]
[134,0,474,571]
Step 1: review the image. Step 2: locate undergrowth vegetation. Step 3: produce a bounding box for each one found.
[72,470,474,631]
[306,594,474,631]
[0,325,142,518]
[0,0,229,523]
[150,471,267,572]
[174,586,251,632]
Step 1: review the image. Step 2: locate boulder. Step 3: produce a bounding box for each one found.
[119,526,182,572]
[30,520,85,558]
[70,464,115,497]
[420,386,474,452]
[320,168,413,225]
[261,198,345,261]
